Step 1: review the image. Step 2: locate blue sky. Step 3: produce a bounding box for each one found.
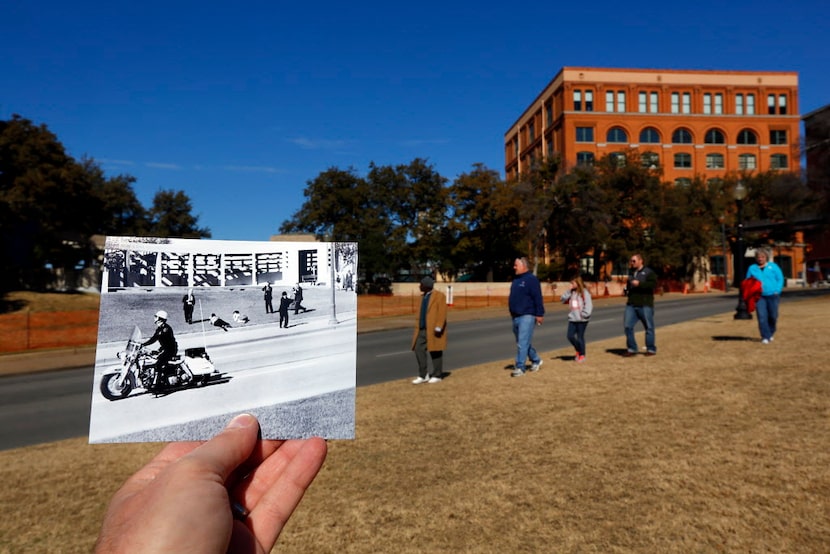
[3,0,828,241]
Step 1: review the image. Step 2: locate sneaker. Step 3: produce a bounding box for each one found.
[511,368,525,377]
[412,376,428,384]
[576,355,585,363]
[770,336,775,342]
[645,351,656,356]
[427,376,442,384]
[761,338,770,344]
[529,360,543,372]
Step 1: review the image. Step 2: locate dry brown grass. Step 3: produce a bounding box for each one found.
[1,297,829,552]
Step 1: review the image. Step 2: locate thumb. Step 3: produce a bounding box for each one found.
[185,414,261,481]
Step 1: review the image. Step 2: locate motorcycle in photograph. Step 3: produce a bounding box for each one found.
[100,326,219,400]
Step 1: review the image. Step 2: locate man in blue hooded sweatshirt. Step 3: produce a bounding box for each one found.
[508,257,545,377]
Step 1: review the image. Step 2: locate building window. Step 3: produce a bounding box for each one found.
[576,152,595,166]
[606,91,625,112]
[747,94,755,115]
[574,90,594,111]
[671,92,680,114]
[674,153,692,168]
[779,94,787,115]
[736,93,744,115]
[672,128,693,144]
[682,92,691,114]
[641,152,659,168]
[611,152,626,167]
[706,153,725,169]
[704,129,725,144]
[638,92,658,113]
[674,178,692,187]
[710,255,726,275]
[715,93,723,114]
[576,127,594,142]
[738,154,757,170]
[607,127,628,143]
[770,129,787,145]
[703,93,712,114]
[770,154,788,169]
[528,121,535,142]
[546,103,553,126]
[640,127,661,143]
[737,129,758,145]
[768,94,776,115]
[513,137,518,156]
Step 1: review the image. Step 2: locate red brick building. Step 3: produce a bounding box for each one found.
[505,67,800,185]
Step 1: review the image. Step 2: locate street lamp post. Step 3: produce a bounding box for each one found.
[733,182,752,320]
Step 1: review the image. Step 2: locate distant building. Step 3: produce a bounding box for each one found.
[803,103,830,283]
[504,67,800,184]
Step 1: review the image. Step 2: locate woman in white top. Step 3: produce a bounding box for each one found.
[560,275,593,362]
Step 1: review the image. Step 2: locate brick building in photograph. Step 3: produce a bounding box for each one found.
[504,67,805,286]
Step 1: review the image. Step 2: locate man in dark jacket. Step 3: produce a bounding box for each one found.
[623,253,658,356]
[508,257,545,377]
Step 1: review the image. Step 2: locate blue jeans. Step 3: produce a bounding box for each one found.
[624,305,656,353]
[755,294,780,340]
[567,321,588,356]
[512,315,541,370]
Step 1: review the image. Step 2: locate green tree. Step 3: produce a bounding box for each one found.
[148,189,211,238]
[280,166,398,281]
[0,115,102,288]
[368,158,448,277]
[448,163,521,281]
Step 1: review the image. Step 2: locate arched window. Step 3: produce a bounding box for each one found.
[738,154,757,170]
[576,152,595,166]
[672,128,693,144]
[737,129,758,145]
[639,127,661,143]
[704,129,725,144]
[606,127,628,143]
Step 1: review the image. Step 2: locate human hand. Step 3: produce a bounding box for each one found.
[95,414,327,553]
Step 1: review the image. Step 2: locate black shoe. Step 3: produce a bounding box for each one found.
[622,351,636,357]
[644,351,656,356]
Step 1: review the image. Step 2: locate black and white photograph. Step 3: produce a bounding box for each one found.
[88,236,357,443]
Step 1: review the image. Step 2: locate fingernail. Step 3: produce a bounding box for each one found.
[227,413,255,429]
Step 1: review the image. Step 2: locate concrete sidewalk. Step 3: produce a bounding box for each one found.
[0,346,97,377]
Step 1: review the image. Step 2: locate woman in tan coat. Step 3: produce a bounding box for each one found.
[411,276,447,384]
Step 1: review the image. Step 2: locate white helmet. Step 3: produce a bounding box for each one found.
[154,310,168,321]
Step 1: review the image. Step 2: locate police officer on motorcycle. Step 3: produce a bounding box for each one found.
[142,310,188,386]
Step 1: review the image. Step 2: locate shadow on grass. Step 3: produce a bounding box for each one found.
[711,336,756,342]
[0,297,26,314]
